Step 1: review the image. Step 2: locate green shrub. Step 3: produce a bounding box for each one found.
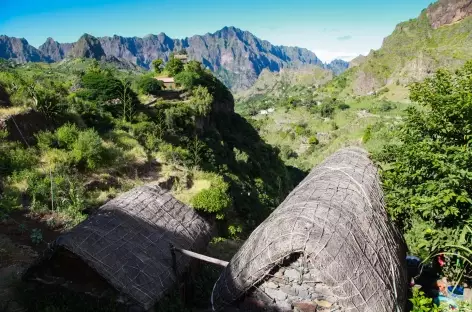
[36,131,57,150]
[308,136,319,145]
[56,123,80,148]
[409,288,440,312]
[35,88,66,118]
[191,176,231,217]
[363,125,372,143]
[293,123,308,136]
[165,57,184,77]
[79,71,122,103]
[174,70,202,90]
[137,76,163,95]
[380,62,472,282]
[338,103,350,110]
[320,103,335,118]
[71,129,105,170]
[375,101,397,112]
[191,86,213,116]
[159,143,192,167]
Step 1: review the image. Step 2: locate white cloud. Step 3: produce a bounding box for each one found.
[312,49,362,63]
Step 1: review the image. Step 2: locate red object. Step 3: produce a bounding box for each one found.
[438,254,446,267]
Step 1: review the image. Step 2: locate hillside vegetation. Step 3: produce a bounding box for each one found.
[327,3,472,101]
[0,56,297,250]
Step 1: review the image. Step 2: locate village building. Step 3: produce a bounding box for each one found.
[156,77,176,89]
[174,54,188,63]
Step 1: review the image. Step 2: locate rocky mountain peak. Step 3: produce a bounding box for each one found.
[427,0,472,29]
[69,34,106,60]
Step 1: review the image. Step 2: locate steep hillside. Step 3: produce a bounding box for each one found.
[330,0,472,99]
[1,27,347,90]
[236,66,333,101]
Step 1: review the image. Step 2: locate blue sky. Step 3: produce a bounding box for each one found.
[1,0,433,62]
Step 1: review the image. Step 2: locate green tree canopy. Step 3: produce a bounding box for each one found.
[152,59,163,74]
[137,76,163,96]
[191,86,213,116]
[164,57,184,77]
[379,61,472,266]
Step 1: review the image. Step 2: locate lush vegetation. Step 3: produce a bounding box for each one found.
[376,62,472,286]
[0,57,298,310]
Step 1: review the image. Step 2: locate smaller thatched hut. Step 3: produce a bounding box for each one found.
[24,184,212,310]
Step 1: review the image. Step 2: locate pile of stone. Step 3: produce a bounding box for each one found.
[253,254,341,312]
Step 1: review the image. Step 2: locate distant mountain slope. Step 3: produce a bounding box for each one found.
[236,66,333,100]
[1,27,348,90]
[332,0,472,99]
[0,35,47,63]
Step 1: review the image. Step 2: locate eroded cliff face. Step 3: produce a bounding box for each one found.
[427,0,472,29]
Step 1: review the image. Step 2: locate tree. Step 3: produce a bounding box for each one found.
[191,86,213,116]
[152,59,163,74]
[379,61,472,278]
[119,78,136,122]
[165,57,184,77]
[174,70,201,90]
[184,60,203,73]
[137,76,163,95]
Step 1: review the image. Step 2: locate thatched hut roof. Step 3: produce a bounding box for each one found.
[25,185,212,310]
[211,147,407,312]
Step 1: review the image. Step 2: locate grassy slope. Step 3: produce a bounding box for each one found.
[248,97,411,171]
[329,10,472,100]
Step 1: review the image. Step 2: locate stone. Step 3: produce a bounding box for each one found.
[274,270,284,278]
[265,288,287,301]
[276,300,292,312]
[294,302,318,312]
[314,299,333,308]
[303,273,312,281]
[281,285,298,296]
[297,289,310,299]
[265,281,279,289]
[284,268,300,281]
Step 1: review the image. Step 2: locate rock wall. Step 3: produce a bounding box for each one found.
[256,254,341,312]
[427,0,472,29]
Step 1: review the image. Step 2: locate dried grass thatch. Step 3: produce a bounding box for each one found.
[211,147,407,311]
[25,184,212,310]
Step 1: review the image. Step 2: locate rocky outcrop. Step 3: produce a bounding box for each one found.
[68,34,106,60]
[38,37,73,62]
[349,54,367,68]
[326,59,349,75]
[0,36,47,63]
[427,0,472,29]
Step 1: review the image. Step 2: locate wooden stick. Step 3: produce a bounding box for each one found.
[171,246,229,267]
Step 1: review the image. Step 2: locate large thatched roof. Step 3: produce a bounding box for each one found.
[211,147,407,311]
[25,185,212,310]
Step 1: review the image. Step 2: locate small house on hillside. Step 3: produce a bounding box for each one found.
[156,77,176,89]
[174,54,188,63]
[24,184,212,310]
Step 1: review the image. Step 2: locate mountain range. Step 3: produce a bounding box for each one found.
[0,27,348,90]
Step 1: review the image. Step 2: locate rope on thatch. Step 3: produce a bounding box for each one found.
[211,147,407,312]
[25,184,212,310]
